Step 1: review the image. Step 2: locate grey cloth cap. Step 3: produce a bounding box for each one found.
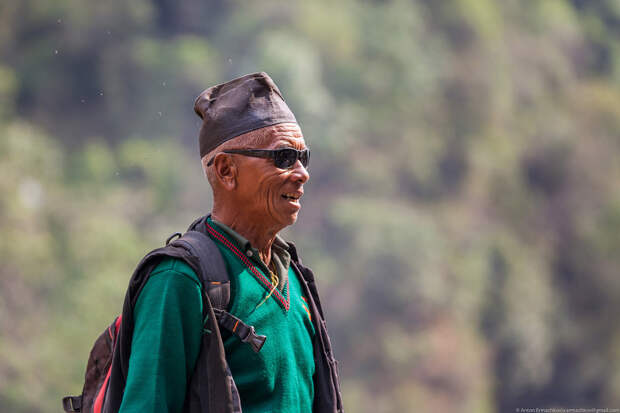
[194,72,298,157]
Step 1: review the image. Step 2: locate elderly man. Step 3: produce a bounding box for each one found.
[116,73,343,413]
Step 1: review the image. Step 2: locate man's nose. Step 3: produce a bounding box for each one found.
[291,160,309,184]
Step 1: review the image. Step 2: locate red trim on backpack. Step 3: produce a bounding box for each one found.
[205,221,290,310]
[94,315,122,413]
[115,315,122,334]
[93,362,112,413]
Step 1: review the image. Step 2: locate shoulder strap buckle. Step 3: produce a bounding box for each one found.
[213,309,267,353]
[62,395,82,412]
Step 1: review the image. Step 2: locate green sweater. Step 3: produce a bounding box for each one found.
[118,220,315,413]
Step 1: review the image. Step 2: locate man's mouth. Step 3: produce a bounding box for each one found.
[282,192,303,201]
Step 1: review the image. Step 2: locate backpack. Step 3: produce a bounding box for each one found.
[62,219,266,413]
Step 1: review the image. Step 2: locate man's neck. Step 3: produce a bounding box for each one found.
[211,210,279,266]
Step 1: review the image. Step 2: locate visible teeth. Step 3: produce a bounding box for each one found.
[283,193,300,200]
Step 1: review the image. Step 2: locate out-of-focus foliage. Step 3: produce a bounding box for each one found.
[1,0,619,412]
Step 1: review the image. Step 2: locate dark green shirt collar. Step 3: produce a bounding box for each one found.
[209,217,291,289]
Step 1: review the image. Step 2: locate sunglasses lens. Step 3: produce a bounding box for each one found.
[274,149,310,169]
[274,149,295,169]
[301,150,309,168]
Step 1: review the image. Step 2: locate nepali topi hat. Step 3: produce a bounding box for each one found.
[194,72,298,157]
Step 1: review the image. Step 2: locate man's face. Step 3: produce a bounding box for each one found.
[234,123,310,230]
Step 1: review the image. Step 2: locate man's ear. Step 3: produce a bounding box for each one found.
[213,153,237,190]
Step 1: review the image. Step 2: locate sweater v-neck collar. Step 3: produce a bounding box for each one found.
[205,218,291,311]
[209,217,291,290]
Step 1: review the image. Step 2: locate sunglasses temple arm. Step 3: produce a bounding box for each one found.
[225,149,274,159]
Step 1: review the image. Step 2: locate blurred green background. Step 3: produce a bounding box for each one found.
[1,0,620,412]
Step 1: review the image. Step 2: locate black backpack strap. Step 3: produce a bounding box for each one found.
[186,214,207,232]
[162,227,243,412]
[170,229,267,352]
[170,230,230,311]
[170,230,227,282]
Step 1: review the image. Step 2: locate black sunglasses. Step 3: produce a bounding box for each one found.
[207,148,310,169]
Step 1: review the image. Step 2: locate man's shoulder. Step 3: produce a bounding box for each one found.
[149,256,201,286]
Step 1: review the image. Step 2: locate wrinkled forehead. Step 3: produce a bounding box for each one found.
[263,123,307,150]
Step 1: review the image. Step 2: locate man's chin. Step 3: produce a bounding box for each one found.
[281,212,299,228]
